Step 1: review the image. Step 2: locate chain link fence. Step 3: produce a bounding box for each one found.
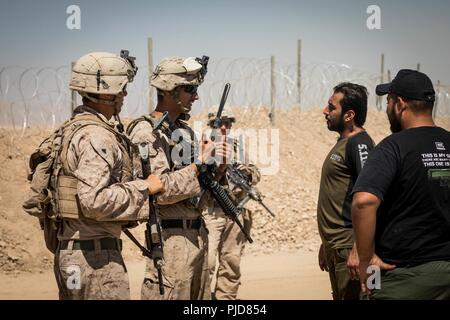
[1,58,449,135]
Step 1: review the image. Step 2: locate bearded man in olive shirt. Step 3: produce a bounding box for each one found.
[317,82,375,300]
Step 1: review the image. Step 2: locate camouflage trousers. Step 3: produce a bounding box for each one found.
[54,244,130,300]
[204,208,251,300]
[141,224,210,300]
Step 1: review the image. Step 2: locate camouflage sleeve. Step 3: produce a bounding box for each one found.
[129,121,201,206]
[233,137,261,185]
[157,165,200,205]
[248,164,261,185]
[70,126,149,221]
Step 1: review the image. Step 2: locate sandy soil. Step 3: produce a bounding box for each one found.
[0,250,331,300]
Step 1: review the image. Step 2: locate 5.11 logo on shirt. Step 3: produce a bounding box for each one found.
[358,144,370,168]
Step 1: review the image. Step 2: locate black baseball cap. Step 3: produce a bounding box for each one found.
[376,69,435,102]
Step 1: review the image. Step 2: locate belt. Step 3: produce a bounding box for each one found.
[160,218,202,230]
[59,237,122,251]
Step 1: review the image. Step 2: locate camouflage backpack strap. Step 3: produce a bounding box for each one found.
[127,113,175,141]
[126,115,152,135]
[126,113,176,163]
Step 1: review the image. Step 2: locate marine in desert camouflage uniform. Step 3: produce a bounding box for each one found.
[51,51,163,300]
[202,110,261,300]
[127,56,214,300]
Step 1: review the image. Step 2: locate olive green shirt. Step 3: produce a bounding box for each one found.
[317,131,374,249]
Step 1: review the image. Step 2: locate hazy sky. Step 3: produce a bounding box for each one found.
[1,0,450,82]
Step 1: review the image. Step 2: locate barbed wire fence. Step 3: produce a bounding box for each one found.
[1,58,449,137]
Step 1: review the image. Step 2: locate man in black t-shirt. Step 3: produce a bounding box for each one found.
[352,69,450,299]
[317,82,375,300]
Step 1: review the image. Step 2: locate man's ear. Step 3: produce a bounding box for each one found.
[344,109,355,122]
[397,96,408,112]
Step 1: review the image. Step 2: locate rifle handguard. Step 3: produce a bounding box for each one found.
[199,169,253,243]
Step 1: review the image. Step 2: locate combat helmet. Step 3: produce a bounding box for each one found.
[208,108,236,127]
[69,50,138,104]
[151,56,208,91]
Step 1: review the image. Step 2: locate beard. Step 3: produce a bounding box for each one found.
[387,108,402,133]
[327,114,345,133]
[114,103,123,115]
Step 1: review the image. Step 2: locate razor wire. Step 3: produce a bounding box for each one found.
[1,58,450,135]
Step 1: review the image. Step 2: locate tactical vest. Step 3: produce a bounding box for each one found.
[127,114,197,173]
[127,114,200,209]
[25,112,133,221]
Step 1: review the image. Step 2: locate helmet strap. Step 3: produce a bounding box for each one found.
[114,114,125,133]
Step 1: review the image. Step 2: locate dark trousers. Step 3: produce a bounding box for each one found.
[324,246,360,300]
[370,260,450,300]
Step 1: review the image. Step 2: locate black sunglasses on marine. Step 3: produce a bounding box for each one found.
[209,119,233,127]
[179,85,198,94]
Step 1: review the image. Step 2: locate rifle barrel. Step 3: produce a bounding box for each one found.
[259,201,276,217]
[212,83,231,129]
[234,214,253,243]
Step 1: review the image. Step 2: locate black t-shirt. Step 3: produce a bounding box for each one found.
[352,126,450,266]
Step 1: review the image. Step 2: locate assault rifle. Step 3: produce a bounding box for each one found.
[227,160,275,217]
[198,83,253,243]
[123,111,169,295]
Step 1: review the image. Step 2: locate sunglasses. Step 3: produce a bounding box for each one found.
[209,119,234,127]
[180,85,198,94]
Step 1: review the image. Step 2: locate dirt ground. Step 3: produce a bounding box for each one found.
[0,249,331,300]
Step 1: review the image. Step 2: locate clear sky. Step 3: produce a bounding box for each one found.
[1,0,449,82]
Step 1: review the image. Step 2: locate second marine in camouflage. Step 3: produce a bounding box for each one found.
[127,56,213,300]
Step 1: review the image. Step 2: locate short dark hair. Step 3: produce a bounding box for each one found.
[333,82,369,127]
[156,88,181,103]
[403,97,434,114]
[390,94,434,115]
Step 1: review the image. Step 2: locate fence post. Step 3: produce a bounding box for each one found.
[433,80,440,119]
[376,53,385,110]
[147,37,154,113]
[297,39,302,109]
[417,63,421,71]
[71,61,77,114]
[270,55,276,125]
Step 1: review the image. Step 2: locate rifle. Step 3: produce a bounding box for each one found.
[198,83,253,243]
[211,83,230,130]
[123,111,169,295]
[227,161,275,217]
